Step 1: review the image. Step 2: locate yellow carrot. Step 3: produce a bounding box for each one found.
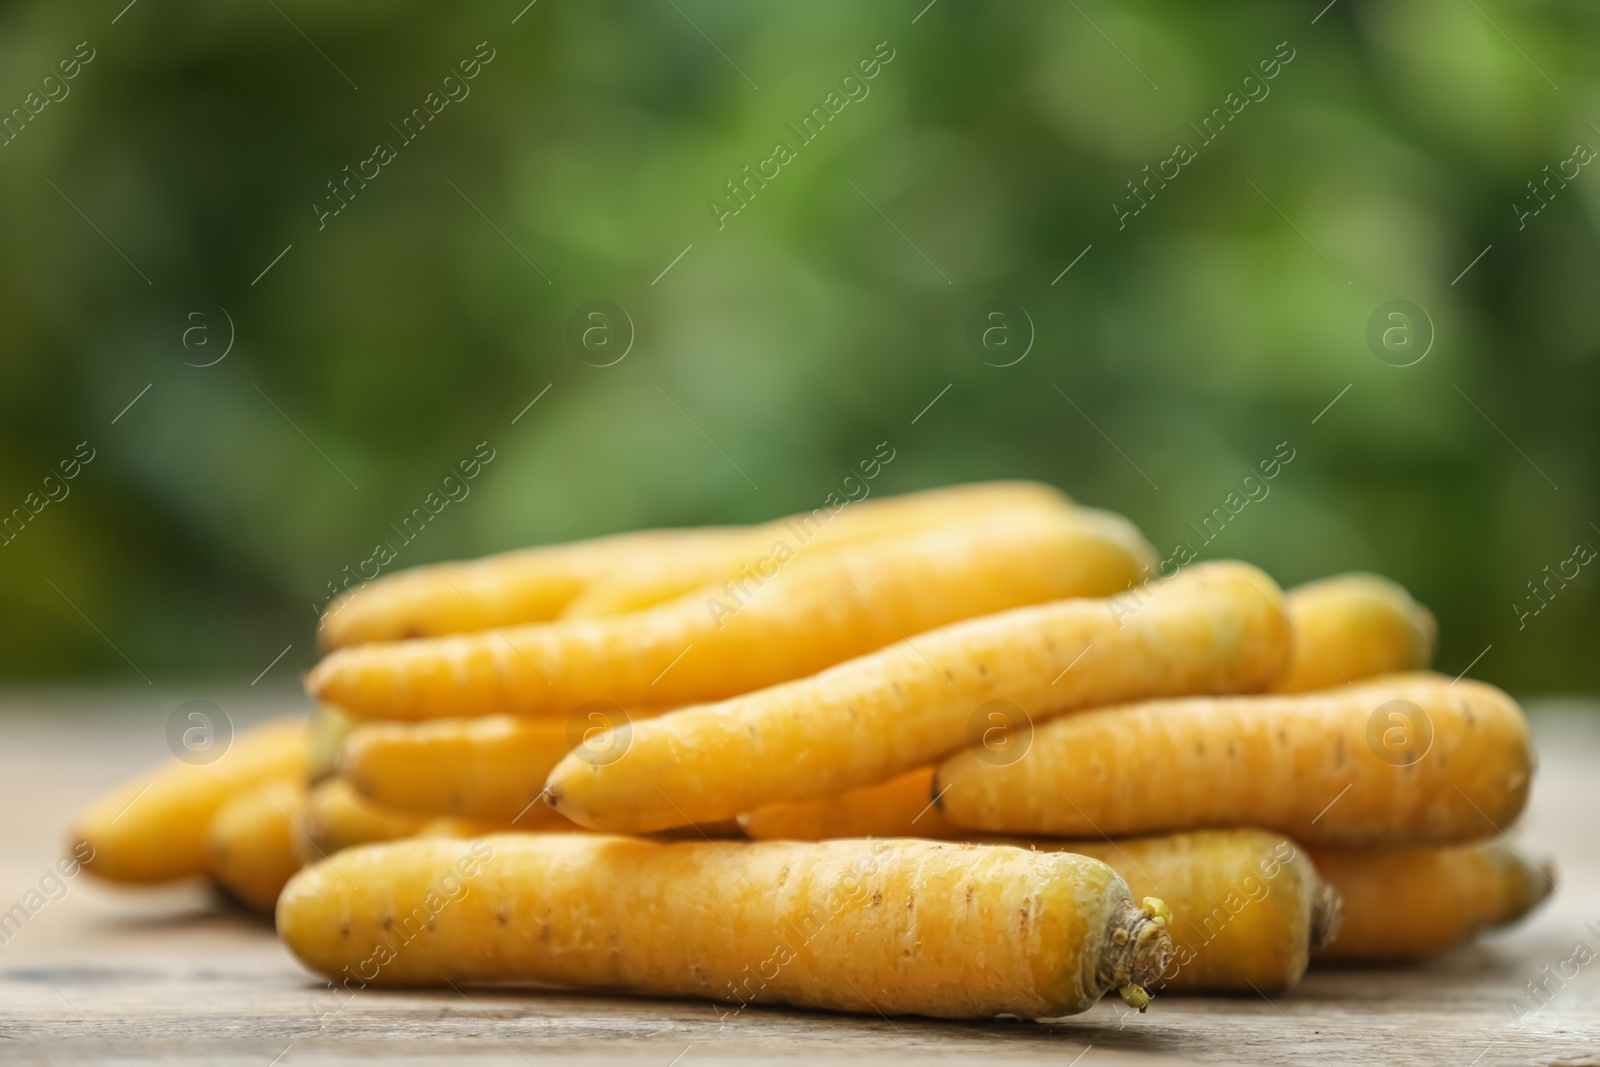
[309,505,1155,721]
[339,715,594,825]
[935,673,1531,847]
[294,779,528,863]
[1272,573,1436,693]
[294,779,433,862]
[743,825,1342,991]
[742,801,1337,989]
[1025,832,1339,992]
[1309,840,1553,959]
[736,573,1429,844]
[277,834,1172,1019]
[555,569,713,619]
[547,561,1290,833]
[557,481,1076,620]
[71,717,307,884]
[739,768,965,841]
[319,480,1073,648]
[335,718,740,837]
[414,817,537,838]
[422,818,744,841]
[204,778,305,912]
[308,703,358,783]
[319,527,743,650]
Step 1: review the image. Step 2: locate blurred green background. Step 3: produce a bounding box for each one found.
[1,0,1596,694]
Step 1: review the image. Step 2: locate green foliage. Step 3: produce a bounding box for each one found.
[1,0,1596,692]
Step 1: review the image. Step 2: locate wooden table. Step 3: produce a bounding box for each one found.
[3,689,1597,1066]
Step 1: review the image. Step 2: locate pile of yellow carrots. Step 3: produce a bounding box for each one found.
[70,482,1550,1019]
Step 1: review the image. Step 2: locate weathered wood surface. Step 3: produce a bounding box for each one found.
[1,689,1597,1066]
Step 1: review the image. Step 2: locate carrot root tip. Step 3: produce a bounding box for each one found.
[1118,983,1152,1011]
[1309,882,1344,953]
[1098,898,1173,1006]
[1140,896,1173,929]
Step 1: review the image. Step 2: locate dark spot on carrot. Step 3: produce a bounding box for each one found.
[339,919,350,937]
[907,892,916,912]
[1194,741,1205,756]
[871,890,883,906]
[381,915,394,931]
[1227,742,1237,758]
[497,906,509,926]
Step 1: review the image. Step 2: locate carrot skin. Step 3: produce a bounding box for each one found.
[308,704,359,784]
[318,527,738,649]
[739,768,967,841]
[1271,573,1436,694]
[339,716,590,825]
[308,506,1155,721]
[548,560,1289,832]
[295,779,434,862]
[935,673,1531,847]
[1019,831,1338,992]
[556,481,1077,620]
[71,718,307,884]
[319,482,1075,648]
[737,573,1427,844]
[742,799,1335,991]
[276,834,1171,1019]
[205,778,306,912]
[1310,840,1553,959]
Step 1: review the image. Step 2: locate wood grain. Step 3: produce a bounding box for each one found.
[1,689,1597,1065]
